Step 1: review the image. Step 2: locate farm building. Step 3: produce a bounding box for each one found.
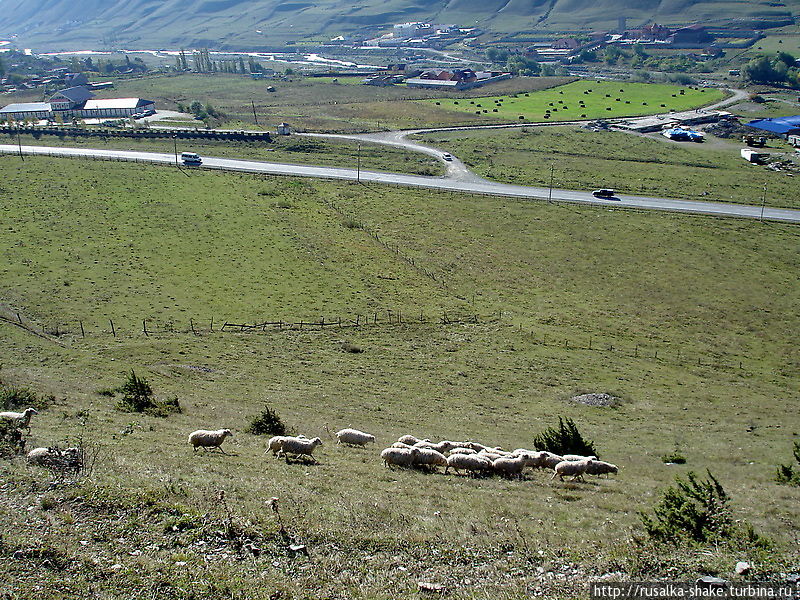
[0,85,155,121]
[746,116,800,137]
[405,69,511,90]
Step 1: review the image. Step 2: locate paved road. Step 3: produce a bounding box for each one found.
[2,144,799,223]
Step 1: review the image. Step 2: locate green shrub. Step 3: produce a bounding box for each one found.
[775,441,800,486]
[661,451,687,464]
[114,371,180,417]
[0,420,25,459]
[0,385,54,411]
[244,405,288,436]
[532,417,598,458]
[640,470,732,543]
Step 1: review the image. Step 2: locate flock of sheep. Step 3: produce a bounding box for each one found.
[188,426,618,482]
[5,406,617,483]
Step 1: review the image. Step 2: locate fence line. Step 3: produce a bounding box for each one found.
[0,308,769,376]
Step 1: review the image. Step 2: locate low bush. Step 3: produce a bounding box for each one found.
[244,405,288,436]
[661,451,687,464]
[114,370,181,417]
[0,420,25,459]
[532,417,598,458]
[775,441,800,486]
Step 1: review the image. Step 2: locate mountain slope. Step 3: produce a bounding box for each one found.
[0,0,797,51]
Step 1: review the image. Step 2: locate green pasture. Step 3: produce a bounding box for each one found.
[415,125,800,209]
[0,157,798,598]
[422,80,726,122]
[5,131,443,176]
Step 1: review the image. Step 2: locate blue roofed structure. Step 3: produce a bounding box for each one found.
[746,116,800,136]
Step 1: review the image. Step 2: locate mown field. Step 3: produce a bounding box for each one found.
[5,131,443,176]
[415,125,800,209]
[0,156,798,599]
[421,80,725,123]
[89,73,574,132]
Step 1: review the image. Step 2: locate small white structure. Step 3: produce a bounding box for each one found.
[740,148,769,163]
[277,122,291,135]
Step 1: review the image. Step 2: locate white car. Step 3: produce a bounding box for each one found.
[442,153,453,161]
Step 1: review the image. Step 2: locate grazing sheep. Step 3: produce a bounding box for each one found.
[445,453,492,476]
[412,448,448,470]
[448,447,477,455]
[563,454,597,462]
[27,446,82,469]
[278,436,323,462]
[335,428,376,447]
[538,452,565,470]
[26,447,57,465]
[552,458,593,482]
[0,408,38,432]
[492,453,541,479]
[414,440,457,453]
[390,441,413,449]
[398,435,423,445]
[465,442,490,452]
[585,460,618,477]
[188,429,233,453]
[266,435,289,456]
[381,446,420,468]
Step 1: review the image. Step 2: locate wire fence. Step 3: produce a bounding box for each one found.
[0,308,771,376]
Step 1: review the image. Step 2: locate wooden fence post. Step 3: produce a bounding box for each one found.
[79,321,85,338]
[210,317,214,332]
[143,320,149,336]
[190,318,196,334]
[109,319,116,337]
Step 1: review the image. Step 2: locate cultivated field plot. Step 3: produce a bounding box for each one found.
[0,157,798,599]
[416,125,800,209]
[85,74,573,132]
[421,80,726,122]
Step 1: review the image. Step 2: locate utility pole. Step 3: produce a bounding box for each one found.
[548,163,554,203]
[173,135,179,167]
[17,127,23,162]
[760,182,767,222]
[251,100,259,127]
[357,142,361,183]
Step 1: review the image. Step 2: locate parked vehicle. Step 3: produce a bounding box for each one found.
[442,153,453,161]
[181,152,202,166]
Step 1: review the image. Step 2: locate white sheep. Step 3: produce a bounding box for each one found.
[26,446,82,469]
[398,435,424,445]
[413,440,456,453]
[412,448,448,470]
[335,428,376,447]
[277,436,323,462]
[266,435,288,456]
[380,446,420,468]
[492,453,540,479]
[552,458,594,482]
[563,454,597,462]
[585,460,618,477]
[188,429,233,453]
[537,452,565,470]
[0,407,38,432]
[26,447,57,465]
[448,447,477,455]
[390,441,413,449]
[445,453,492,476]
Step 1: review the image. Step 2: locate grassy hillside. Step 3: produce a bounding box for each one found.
[0,156,798,598]
[415,125,800,209]
[1,0,799,50]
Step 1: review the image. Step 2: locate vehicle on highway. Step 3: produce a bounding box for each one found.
[181,152,203,166]
[442,153,453,161]
[592,188,616,198]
